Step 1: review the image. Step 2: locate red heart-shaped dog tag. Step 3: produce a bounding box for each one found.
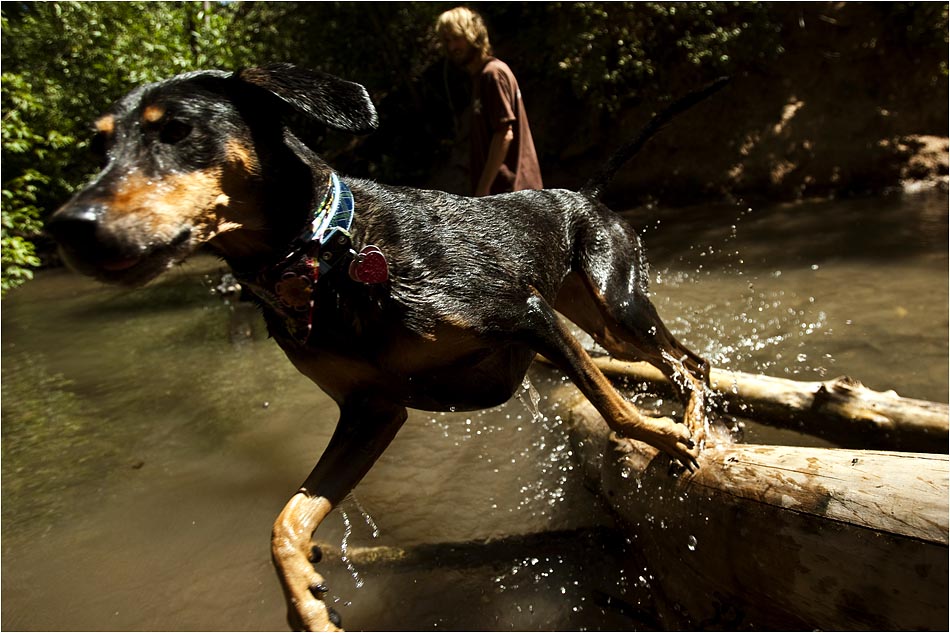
[348,246,389,284]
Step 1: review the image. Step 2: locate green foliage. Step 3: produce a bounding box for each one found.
[548,2,782,111]
[2,70,50,293]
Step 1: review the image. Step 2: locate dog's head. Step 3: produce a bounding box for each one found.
[48,64,377,285]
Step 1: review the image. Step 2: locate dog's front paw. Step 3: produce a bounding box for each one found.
[272,494,343,632]
[286,577,341,632]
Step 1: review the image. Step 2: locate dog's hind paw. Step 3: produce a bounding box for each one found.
[637,415,701,472]
[683,388,708,452]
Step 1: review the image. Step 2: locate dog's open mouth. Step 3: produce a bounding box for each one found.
[58,227,194,286]
[101,257,143,272]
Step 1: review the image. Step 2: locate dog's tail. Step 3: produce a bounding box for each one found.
[580,76,731,200]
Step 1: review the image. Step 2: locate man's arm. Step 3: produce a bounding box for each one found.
[474,123,514,196]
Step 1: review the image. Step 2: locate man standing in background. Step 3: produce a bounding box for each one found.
[436,7,543,196]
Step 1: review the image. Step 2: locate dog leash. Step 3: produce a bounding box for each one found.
[237,172,389,344]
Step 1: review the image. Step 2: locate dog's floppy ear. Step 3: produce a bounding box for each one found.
[235,63,378,134]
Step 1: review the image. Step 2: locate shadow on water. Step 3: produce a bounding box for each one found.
[1,190,947,630]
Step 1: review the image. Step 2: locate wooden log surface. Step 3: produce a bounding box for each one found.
[563,390,949,630]
[585,356,949,453]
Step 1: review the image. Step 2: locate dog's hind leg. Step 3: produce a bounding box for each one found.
[519,291,699,470]
[555,216,710,449]
[271,396,407,632]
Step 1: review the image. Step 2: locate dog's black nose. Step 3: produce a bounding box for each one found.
[47,202,141,275]
[47,203,103,245]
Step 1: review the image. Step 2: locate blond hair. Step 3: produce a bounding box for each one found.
[435,7,492,58]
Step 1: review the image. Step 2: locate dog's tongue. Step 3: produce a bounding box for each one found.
[101,258,140,272]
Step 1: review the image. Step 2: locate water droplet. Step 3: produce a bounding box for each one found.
[517,376,543,423]
[339,509,364,588]
[352,495,380,539]
[687,535,697,551]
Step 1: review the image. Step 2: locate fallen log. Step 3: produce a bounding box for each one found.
[563,390,950,631]
[582,356,949,453]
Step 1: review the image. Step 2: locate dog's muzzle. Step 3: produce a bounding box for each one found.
[48,201,192,286]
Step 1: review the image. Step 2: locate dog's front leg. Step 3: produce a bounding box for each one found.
[273,495,337,631]
[272,396,408,632]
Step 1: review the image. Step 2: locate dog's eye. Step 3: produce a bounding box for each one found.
[159,120,192,145]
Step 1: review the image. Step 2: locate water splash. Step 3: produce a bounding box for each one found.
[351,494,381,539]
[423,374,577,522]
[337,494,381,589]
[206,271,242,304]
[652,203,833,379]
[517,376,543,424]
[493,553,567,593]
[659,350,693,396]
[338,509,363,589]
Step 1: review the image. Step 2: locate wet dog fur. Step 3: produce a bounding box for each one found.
[49,64,713,631]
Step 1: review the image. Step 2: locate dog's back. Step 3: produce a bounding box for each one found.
[343,182,646,335]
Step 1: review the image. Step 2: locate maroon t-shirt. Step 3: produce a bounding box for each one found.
[471,58,543,195]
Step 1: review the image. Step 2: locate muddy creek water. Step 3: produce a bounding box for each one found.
[2,190,947,630]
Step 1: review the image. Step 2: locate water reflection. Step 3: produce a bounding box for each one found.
[1,190,947,630]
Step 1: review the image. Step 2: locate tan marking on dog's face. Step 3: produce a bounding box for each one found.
[225,139,261,177]
[102,168,226,246]
[203,139,269,258]
[142,104,166,124]
[102,161,272,261]
[95,115,116,135]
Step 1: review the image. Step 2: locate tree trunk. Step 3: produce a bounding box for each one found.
[563,391,949,630]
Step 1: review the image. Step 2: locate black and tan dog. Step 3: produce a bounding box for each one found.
[49,64,721,631]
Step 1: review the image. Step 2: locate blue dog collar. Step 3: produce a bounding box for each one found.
[311,172,354,247]
[262,172,355,277]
